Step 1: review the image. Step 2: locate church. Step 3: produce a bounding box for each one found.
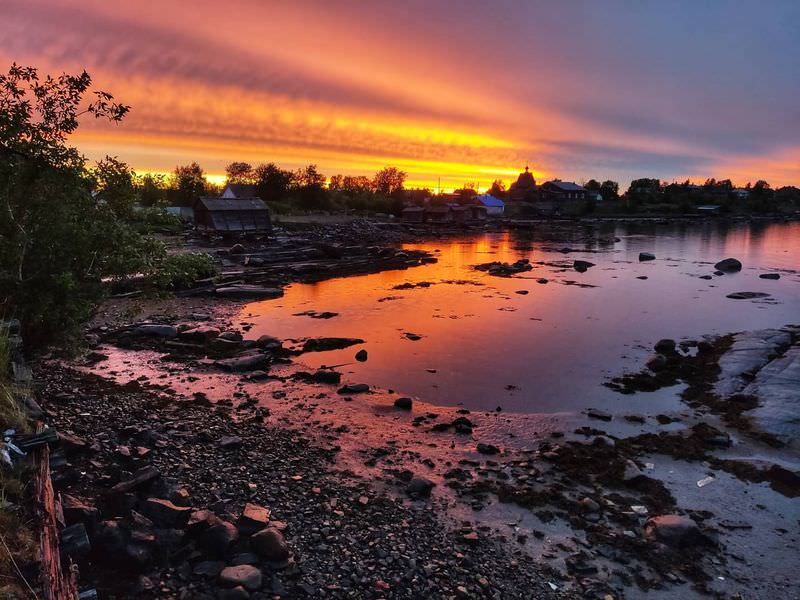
[508,165,537,201]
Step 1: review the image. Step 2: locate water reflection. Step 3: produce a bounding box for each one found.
[239,222,800,414]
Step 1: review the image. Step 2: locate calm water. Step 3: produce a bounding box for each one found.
[238,221,800,414]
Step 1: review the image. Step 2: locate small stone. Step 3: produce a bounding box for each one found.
[337,383,369,394]
[639,252,656,261]
[622,459,645,482]
[476,443,499,455]
[644,514,705,547]
[394,397,413,410]
[355,349,368,362]
[573,260,595,272]
[406,478,435,499]
[759,273,780,280]
[587,408,612,421]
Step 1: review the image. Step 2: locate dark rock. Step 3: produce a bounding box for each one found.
[654,338,676,354]
[302,337,364,352]
[62,494,99,528]
[573,260,595,272]
[451,416,473,434]
[310,370,341,384]
[229,552,260,566]
[61,522,91,558]
[639,252,656,261]
[92,520,128,554]
[218,587,250,600]
[214,353,268,372]
[355,349,368,362]
[219,436,243,449]
[587,408,612,421]
[58,431,88,454]
[251,528,290,561]
[644,514,705,547]
[646,354,668,372]
[140,498,192,528]
[202,520,240,557]
[726,291,771,299]
[337,383,369,394]
[215,285,283,300]
[406,478,435,499]
[476,443,499,455]
[714,257,742,273]
[622,460,645,482]
[759,273,781,280]
[254,335,282,350]
[580,497,601,513]
[193,560,225,577]
[394,397,413,410]
[109,466,161,494]
[133,324,178,338]
[218,565,262,591]
[237,503,270,535]
[178,326,220,343]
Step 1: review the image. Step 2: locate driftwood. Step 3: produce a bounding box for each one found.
[34,423,80,600]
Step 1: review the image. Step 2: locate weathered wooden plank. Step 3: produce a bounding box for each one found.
[34,423,79,600]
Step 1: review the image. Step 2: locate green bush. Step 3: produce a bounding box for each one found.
[146,252,218,291]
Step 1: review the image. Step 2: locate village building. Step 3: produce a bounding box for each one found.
[539,180,588,202]
[193,197,272,233]
[475,194,505,216]
[400,206,426,223]
[221,183,258,198]
[508,166,537,201]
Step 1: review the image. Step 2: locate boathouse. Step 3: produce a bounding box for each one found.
[193,197,272,233]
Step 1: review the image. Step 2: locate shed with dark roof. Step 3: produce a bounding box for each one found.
[193,197,272,233]
[222,183,258,198]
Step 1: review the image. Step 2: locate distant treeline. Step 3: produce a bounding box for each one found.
[138,161,412,215]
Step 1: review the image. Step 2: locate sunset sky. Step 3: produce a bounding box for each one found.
[2,0,798,190]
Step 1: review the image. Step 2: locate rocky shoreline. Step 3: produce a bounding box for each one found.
[36,364,567,600]
[24,223,800,599]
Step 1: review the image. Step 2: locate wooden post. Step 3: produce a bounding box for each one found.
[33,423,80,600]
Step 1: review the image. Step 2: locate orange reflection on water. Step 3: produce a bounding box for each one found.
[237,224,800,414]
